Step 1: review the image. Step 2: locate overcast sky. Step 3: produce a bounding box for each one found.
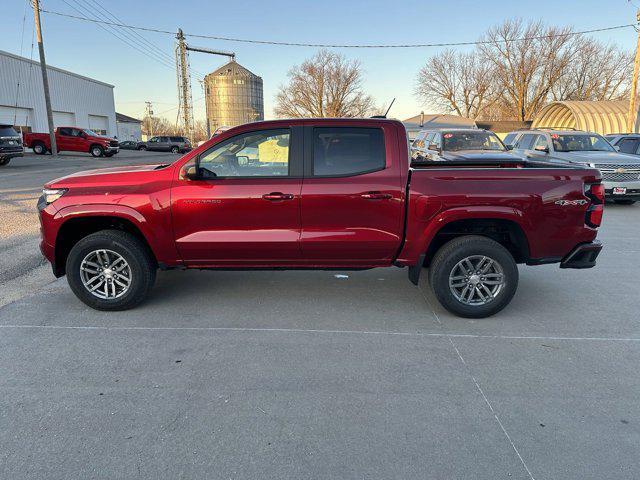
[2,0,638,122]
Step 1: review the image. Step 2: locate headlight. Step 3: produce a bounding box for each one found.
[42,188,67,204]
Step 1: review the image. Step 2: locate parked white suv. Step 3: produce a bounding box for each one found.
[505,129,640,204]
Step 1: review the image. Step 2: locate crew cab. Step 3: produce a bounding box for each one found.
[38,119,604,318]
[24,127,119,157]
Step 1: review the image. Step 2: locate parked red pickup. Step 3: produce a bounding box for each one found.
[24,127,119,157]
[38,118,603,317]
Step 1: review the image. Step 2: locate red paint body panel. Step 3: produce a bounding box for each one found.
[25,127,116,154]
[39,118,602,274]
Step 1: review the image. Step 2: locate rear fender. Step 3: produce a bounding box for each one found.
[397,205,530,266]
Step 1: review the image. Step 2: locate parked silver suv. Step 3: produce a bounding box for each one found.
[505,129,640,204]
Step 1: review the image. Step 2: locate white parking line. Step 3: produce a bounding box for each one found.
[0,323,638,342]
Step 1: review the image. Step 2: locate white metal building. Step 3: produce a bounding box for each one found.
[0,49,116,136]
[116,112,142,141]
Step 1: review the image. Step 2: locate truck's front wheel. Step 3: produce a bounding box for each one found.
[90,145,104,157]
[66,230,156,311]
[428,236,518,318]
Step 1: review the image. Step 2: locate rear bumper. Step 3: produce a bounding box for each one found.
[560,241,603,269]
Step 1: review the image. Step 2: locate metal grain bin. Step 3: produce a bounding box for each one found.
[204,61,264,134]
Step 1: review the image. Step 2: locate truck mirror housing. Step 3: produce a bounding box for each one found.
[182,165,199,180]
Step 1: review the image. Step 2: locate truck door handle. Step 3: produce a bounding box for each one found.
[361,192,392,200]
[262,192,294,201]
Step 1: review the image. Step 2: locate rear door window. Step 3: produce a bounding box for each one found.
[312,127,385,177]
[59,128,72,136]
[170,136,183,142]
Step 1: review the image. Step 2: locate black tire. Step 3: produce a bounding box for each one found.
[66,230,156,311]
[428,235,518,318]
[0,158,10,166]
[33,142,46,155]
[614,199,636,205]
[171,146,179,154]
[90,145,104,157]
[138,145,147,151]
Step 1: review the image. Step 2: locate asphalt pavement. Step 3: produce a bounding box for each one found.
[1,152,639,479]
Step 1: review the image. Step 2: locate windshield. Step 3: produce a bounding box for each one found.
[552,134,614,152]
[443,131,505,152]
[0,126,19,137]
[83,129,100,137]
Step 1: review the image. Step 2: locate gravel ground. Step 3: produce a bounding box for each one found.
[1,152,639,479]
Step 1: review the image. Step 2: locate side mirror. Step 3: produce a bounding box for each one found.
[505,144,514,150]
[182,165,199,180]
[614,145,620,151]
[534,145,549,153]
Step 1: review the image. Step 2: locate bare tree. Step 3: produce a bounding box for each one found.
[551,39,632,101]
[416,49,495,119]
[275,49,375,118]
[478,19,575,121]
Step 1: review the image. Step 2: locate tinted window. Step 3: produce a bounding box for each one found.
[516,134,536,150]
[552,134,614,152]
[170,136,183,142]
[503,133,517,146]
[199,128,290,177]
[0,126,19,136]
[617,138,640,154]
[59,128,72,136]
[442,131,504,151]
[312,127,385,176]
[160,137,169,142]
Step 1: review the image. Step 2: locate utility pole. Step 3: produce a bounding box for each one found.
[32,0,57,156]
[628,9,640,133]
[174,28,235,141]
[175,29,194,141]
[145,101,154,137]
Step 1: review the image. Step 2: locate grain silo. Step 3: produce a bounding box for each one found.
[204,60,264,134]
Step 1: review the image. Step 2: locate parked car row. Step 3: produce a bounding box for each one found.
[411,127,640,204]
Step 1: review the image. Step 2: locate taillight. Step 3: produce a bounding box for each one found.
[585,183,604,228]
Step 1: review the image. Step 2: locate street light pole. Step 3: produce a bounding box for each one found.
[32,0,57,156]
[628,9,640,133]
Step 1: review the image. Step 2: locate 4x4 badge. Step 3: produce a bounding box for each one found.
[555,199,588,206]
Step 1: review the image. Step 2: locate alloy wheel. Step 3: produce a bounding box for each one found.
[449,255,505,306]
[80,249,132,299]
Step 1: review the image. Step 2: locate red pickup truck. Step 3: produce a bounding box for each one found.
[38,118,603,318]
[24,127,119,157]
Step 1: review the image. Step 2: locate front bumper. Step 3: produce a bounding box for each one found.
[603,179,640,200]
[560,241,603,269]
[106,146,119,153]
[0,148,24,160]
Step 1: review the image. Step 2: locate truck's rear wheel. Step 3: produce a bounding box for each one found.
[66,230,156,311]
[33,142,46,154]
[90,145,104,157]
[428,235,518,318]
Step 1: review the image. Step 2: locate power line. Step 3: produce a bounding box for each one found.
[40,8,637,48]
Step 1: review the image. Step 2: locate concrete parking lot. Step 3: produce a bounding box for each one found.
[1,153,639,479]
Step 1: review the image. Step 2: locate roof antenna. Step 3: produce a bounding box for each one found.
[371,98,396,119]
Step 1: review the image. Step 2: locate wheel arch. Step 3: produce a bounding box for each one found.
[53,211,157,276]
[423,216,530,267]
